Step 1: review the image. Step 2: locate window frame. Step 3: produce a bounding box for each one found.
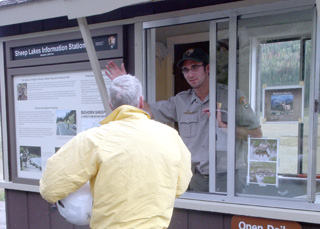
[139,0,320,217]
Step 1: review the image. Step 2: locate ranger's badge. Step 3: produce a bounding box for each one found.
[239,96,249,109]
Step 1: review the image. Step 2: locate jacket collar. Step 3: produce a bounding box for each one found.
[100,105,150,125]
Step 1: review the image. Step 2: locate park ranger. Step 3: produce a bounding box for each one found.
[106,48,262,192]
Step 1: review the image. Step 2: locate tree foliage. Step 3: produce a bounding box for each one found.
[260,40,301,87]
[260,39,311,106]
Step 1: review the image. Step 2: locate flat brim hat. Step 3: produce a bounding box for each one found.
[177,48,209,67]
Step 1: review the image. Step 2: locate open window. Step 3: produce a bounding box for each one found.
[142,3,320,210]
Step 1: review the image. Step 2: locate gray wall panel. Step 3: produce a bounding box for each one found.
[168,208,188,229]
[302,224,320,229]
[74,224,90,229]
[126,24,135,75]
[189,210,224,229]
[223,214,232,229]
[6,190,28,229]
[49,205,74,229]
[28,192,50,229]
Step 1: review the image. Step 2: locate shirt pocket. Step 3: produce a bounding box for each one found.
[179,113,198,138]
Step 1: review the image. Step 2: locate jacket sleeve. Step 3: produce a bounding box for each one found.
[175,134,192,198]
[39,130,98,203]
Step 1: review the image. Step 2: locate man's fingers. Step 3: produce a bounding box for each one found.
[105,66,114,80]
[202,108,210,117]
[105,61,127,80]
[108,61,119,70]
[120,63,127,74]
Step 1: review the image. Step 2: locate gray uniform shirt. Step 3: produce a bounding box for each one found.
[149,84,260,175]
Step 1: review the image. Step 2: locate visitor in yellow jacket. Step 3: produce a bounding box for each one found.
[40,74,192,229]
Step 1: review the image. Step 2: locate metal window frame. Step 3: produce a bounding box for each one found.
[308,6,320,203]
[140,0,320,216]
[208,20,217,193]
[227,14,237,198]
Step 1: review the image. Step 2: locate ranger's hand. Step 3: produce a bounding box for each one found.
[202,103,227,128]
[105,61,127,80]
[216,107,228,128]
[202,107,210,117]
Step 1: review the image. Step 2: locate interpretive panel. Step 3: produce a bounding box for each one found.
[13,70,112,180]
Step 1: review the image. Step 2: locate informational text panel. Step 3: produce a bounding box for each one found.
[14,70,111,179]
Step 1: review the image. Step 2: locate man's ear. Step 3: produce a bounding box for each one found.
[109,101,114,111]
[139,96,144,109]
[205,63,210,73]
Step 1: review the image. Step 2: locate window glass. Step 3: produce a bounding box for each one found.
[302,39,311,176]
[236,9,313,199]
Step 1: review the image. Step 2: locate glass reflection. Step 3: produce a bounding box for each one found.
[236,9,313,199]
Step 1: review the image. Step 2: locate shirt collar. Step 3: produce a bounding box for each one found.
[190,89,209,104]
[100,105,150,125]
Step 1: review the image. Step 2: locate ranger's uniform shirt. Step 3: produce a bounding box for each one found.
[149,84,261,175]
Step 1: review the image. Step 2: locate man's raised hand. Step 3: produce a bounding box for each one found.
[105,61,127,80]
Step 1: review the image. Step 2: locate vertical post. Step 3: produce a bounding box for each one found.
[77,17,111,114]
[135,22,145,93]
[146,28,156,103]
[227,14,238,197]
[209,20,217,193]
[0,41,9,182]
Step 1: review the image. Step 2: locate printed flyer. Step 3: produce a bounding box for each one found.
[247,138,279,187]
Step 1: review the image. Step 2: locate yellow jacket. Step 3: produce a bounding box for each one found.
[40,105,192,229]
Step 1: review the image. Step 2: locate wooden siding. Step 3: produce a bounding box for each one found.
[4,190,320,229]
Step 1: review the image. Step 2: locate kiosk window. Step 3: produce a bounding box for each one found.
[146,5,320,209]
[236,9,313,199]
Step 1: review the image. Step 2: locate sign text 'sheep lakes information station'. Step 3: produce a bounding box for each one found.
[12,35,117,60]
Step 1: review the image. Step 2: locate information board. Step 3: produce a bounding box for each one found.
[13,70,112,180]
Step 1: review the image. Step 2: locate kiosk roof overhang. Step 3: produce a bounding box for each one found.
[0,0,158,27]
[64,0,158,20]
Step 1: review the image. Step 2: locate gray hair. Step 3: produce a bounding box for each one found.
[108,74,142,109]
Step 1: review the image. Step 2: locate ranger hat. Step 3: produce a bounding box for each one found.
[177,48,209,67]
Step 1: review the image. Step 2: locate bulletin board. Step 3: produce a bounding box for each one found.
[5,26,124,185]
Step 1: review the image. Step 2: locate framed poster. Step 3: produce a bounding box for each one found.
[247,138,279,187]
[262,85,304,123]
